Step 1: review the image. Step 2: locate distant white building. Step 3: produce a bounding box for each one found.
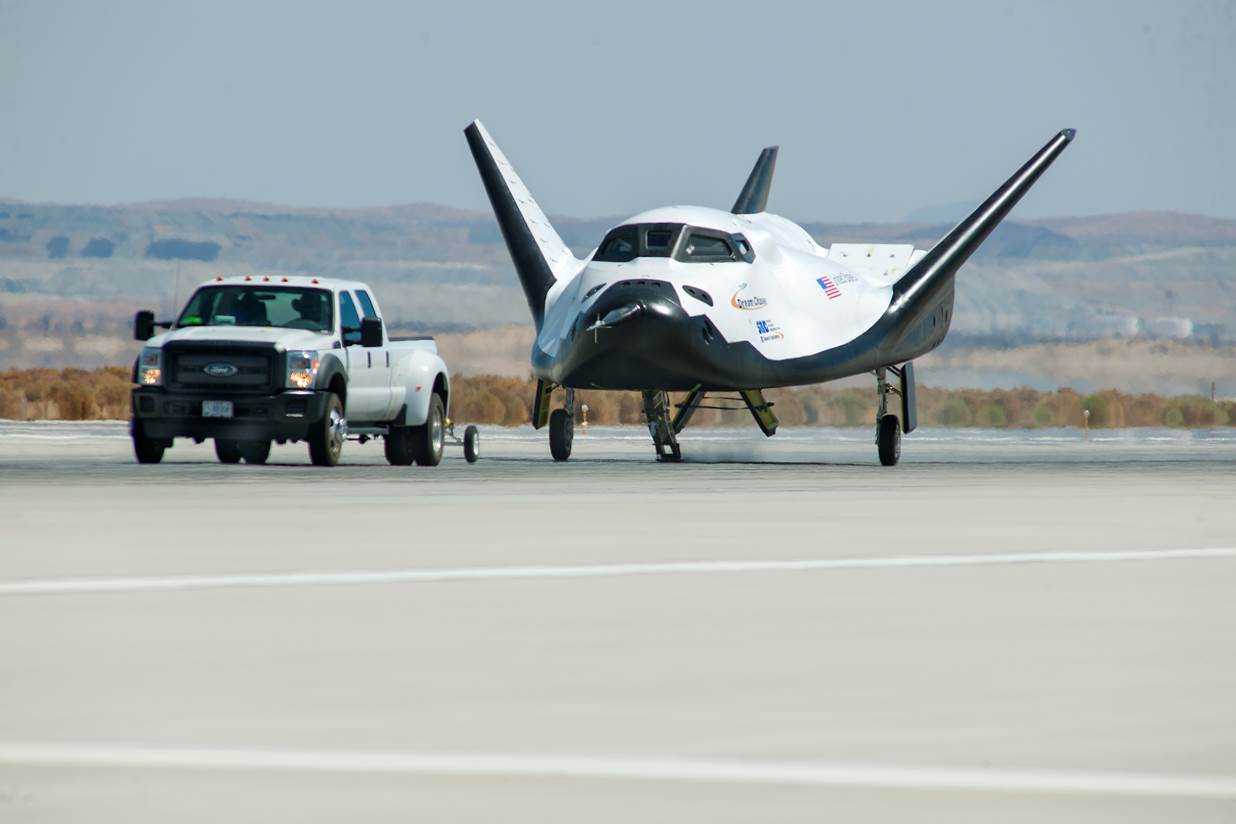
[1142,316,1194,339]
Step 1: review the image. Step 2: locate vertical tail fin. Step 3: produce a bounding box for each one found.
[890,129,1076,315]
[731,147,779,214]
[463,120,579,327]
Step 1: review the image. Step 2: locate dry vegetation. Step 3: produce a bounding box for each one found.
[2,367,1233,428]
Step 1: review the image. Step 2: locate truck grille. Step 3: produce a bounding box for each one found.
[164,342,278,394]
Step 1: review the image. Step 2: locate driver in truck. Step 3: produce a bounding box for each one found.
[291,293,326,329]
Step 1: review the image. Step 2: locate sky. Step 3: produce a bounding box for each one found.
[1,0,1234,222]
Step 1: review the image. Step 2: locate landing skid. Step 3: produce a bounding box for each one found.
[651,387,780,462]
[642,391,682,462]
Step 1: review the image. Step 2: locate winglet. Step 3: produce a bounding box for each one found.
[890,128,1076,315]
[731,147,779,214]
[463,120,577,327]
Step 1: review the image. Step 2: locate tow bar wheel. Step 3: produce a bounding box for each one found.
[463,425,480,463]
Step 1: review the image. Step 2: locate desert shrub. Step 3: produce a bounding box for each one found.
[934,397,972,426]
[0,367,1233,428]
[1082,391,1127,428]
[1031,404,1055,427]
[823,390,869,426]
[1163,396,1225,427]
[975,403,1008,427]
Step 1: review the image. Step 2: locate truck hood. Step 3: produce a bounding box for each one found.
[145,326,336,352]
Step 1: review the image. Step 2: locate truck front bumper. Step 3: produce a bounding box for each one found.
[131,388,330,442]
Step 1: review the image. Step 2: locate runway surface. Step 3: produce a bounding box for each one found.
[2,422,1235,822]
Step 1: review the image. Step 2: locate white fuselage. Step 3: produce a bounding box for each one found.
[535,205,926,366]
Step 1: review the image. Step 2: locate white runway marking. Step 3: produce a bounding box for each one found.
[0,743,1233,799]
[2,547,1234,597]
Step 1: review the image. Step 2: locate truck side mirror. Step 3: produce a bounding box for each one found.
[134,310,156,341]
[360,317,383,348]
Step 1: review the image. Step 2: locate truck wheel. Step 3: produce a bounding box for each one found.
[549,408,573,462]
[384,426,414,466]
[239,440,271,465]
[463,425,480,463]
[215,439,242,464]
[309,392,346,467]
[410,394,445,467]
[132,421,165,464]
[878,414,901,466]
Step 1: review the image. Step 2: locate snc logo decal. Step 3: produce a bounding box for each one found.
[754,319,784,342]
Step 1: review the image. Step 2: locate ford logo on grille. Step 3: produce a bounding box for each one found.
[203,362,239,377]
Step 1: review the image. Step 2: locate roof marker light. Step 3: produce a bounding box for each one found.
[244,275,252,281]
[281,277,289,283]
[263,276,270,282]
[311,278,319,284]
[215,276,224,281]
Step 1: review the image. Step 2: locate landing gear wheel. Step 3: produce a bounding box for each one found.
[214,438,242,464]
[239,440,271,465]
[878,414,901,466]
[132,421,165,464]
[411,394,446,467]
[463,425,480,463]
[549,408,573,462]
[384,425,413,466]
[309,392,346,467]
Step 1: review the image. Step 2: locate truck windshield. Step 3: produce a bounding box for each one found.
[176,286,334,332]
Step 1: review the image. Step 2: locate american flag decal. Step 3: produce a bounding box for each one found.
[817,275,842,299]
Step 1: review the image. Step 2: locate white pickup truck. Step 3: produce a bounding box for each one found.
[130,275,478,467]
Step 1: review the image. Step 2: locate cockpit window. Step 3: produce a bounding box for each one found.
[680,232,736,262]
[595,226,639,262]
[593,223,751,264]
[646,229,674,250]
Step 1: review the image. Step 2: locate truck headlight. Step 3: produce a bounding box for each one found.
[137,347,162,386]
[286,350,321,390]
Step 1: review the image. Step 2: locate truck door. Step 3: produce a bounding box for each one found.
[355,288,396,420]
[339,291,384,421]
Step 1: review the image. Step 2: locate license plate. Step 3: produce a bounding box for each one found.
[202,400,234,418]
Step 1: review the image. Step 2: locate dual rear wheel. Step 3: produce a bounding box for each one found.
[385,393,446,467]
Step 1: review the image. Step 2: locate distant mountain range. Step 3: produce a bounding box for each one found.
[0,198,1233,370]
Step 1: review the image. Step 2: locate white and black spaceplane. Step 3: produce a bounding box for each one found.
[464,121,1075,464]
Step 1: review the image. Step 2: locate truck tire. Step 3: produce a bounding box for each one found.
[215,439,242,464]
[410,394,445,467]
[384,426,414,466]
[463,425,480,463]
[309,392,346,467]
[132,421,165,464]
[239,440,271,465]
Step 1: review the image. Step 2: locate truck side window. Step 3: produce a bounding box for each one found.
[340,292,362,345]
[356,290,379,319]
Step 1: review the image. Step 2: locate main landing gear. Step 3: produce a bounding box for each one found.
[875,363,917,466]
[535,380,576,461]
